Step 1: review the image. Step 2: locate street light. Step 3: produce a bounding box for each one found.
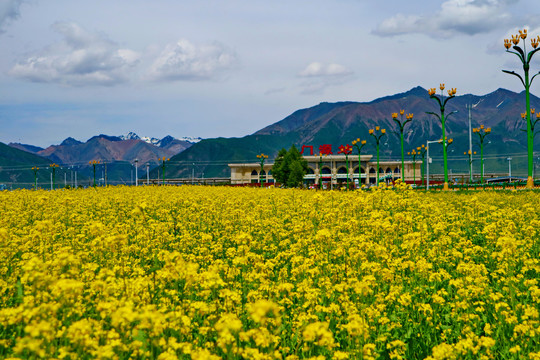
[503,29,540,188]
[427,84,457,190]
[464,150,476,183]
[351,138,367,188]
[32,166,39,190]
[426,139,443,190]
[338,144,353,190]
[473,125,491,183]
[256,153,269,188]
[408,149,419,186]
[418,145,427,186]
[317,152,327,190]
[49,163,59,190]
[392,110,414,182]
[89,160,100,187]
[369,127,386,186]
[160,157,169,185]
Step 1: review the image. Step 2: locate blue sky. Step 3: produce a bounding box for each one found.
[1,0,540,147]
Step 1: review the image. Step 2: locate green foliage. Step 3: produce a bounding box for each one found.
[272,145,308,187]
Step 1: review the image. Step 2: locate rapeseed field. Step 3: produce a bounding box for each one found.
[0,185,539,359]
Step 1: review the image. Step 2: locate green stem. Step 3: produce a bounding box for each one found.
[400,131,405,182]
[525,67,533,180]
[376,142,380,186]
[441,113,448,186]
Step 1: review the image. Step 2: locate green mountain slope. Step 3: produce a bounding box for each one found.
[165,87,540,179]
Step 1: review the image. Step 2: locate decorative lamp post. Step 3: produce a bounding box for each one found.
[49,163,59,190]
[392,110,414,182]
[317,152,327,189]
[256,153,269,187]
[351,138,367,188]
[160,157,170,185]
[503,29,540,188]
[369,127,386,186]
[89,160,100,187]
[338,144,353,189]
[32,166,39,190]
[408,149,418,185]
[427,84,457,190]
[473,125,491,183]
[418,145,427,186]
[464,150,476,183]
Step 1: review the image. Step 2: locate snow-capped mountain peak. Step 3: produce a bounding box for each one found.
[120,132,202,146]
[120,132,141,141]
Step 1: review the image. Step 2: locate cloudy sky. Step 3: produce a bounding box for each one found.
[1,0,540,147]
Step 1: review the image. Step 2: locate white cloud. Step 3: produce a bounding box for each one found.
[9,22,140,86]
[373,0,517,38]
[297,62,353,95]
[299,62,353,77]
[147,39,237,81]
[0,0,23,33]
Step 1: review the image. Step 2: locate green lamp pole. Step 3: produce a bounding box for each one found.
[503,29,540,188]
[256,153,268,188]
[427,84,457,191]
[464,150,476,183]
[392,110,414,182]
[317,152,327,189]
[49,163,59,190]
[89,160,100,187]
[338,144,353,190]
[418,145,427,186]
[351,138,367,188]
[369,127,386,186]
[32,166,39,190]
[408,149,418,185]
[160,157,169,185]
[473,125,491,183]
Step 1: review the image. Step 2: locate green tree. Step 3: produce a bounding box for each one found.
[272,145,308,187]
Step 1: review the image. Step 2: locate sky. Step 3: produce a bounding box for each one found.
[1,0,540,147]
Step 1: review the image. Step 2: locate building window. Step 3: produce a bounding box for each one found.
[386,167,392,174]
[394,167,400,174]
[251,170,258,176]
[260,170,266,176]
[369,167,376,174]
[337,167,347,174]
[307,167,315,174]
[321,167,332,175]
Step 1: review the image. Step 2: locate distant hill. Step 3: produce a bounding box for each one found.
[163,86,540,178]
[8,143,44,153]
[0,142,53,188]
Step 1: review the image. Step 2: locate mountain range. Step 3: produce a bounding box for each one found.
[2,86,540,186]
[3,134,200,187]
[162,86,540,179]
[9,133,200,166]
